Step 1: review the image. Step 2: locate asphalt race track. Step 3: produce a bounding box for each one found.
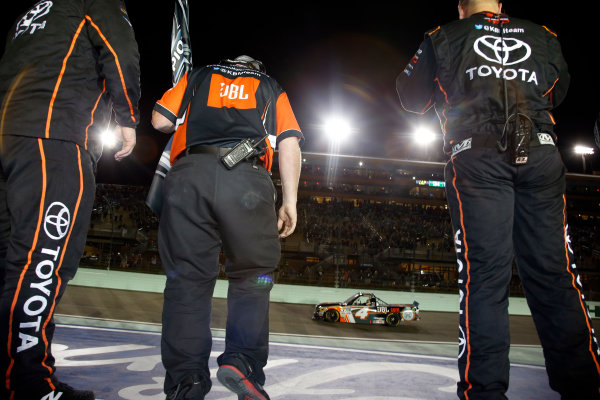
[53,286,600,399]
[57,286,549,345]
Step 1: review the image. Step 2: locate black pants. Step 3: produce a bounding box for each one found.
[445,144,600,399]
[158,152,280,393]
[0,136,95,399]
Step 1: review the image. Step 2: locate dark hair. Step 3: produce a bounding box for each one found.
[221,55,266,73]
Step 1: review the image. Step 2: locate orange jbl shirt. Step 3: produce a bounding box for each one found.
[154,64,303,171]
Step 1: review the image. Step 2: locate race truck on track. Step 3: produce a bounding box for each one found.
[312,292,420,327]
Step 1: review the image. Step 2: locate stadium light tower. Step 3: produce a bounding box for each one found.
[412,125,439,161]
[413,126,438,146]
[322,115,353,182]
[323,116,352,144]
[321,115,352,289]
[575,145,594,174]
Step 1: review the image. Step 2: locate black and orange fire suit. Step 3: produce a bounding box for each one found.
[0,0,140,163]
[397,11,600,400]
[0,0,140,398]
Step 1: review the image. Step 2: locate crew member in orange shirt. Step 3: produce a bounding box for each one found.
[152,55,303,400]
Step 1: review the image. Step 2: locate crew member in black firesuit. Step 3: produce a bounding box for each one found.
[0,1,140,399]
[396,0,600,399]
[151,55,302,400]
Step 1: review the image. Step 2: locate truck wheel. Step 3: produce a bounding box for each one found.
[324,309,340,323]
[385,313,400,327]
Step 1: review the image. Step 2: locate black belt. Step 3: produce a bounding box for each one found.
[175,145,231,161]
[178,145,258,164]
[182,145,231,157]
[450,132,556,156]
[471,133,553,148]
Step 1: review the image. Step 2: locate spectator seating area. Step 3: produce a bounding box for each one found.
[81,173,600,300]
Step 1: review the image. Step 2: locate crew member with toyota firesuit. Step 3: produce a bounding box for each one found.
[0,1,140,399]
[396,0,600,398]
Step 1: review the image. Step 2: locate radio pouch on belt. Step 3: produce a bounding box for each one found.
[221,134,269,169]
[508,114,533,165]
[495,14,533,166]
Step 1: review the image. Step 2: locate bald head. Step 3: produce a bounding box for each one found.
[458,0,502,19]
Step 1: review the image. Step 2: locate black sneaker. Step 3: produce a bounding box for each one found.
[217,355,270,400]
[41,380,95,400]
[165,374,211,400]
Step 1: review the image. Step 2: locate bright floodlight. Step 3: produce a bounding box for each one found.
[101,128,117,148]
[574,145,594,155]
[413,126,437,146]
[323,117,352,142]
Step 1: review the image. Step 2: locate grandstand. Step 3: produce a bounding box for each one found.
[82,152,600,300]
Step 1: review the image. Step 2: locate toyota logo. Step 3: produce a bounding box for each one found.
[458,325,466,359]
[474,35,531,66]
[44,202,71,240]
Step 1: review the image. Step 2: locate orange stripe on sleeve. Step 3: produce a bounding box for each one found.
[45,19,87,139]
[428,26,441,36]
[434,79,450,134]
[85,15,137,124]
[542,78,559,98]
[85,80,106,150]
[434,78,450,104]
[5,139,48,392]
[420,98,433,114]
[542,26,558,37]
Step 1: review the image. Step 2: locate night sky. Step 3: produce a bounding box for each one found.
[2,1,599,185]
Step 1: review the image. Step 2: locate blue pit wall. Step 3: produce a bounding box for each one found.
[70,268,600,318]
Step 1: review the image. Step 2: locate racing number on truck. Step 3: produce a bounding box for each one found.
[354,307,370,320]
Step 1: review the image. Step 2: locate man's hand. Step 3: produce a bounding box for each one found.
[277,137,301,238]
[277,203,297,238]
[114,125,136,161]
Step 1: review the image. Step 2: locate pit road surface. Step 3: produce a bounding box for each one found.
[57,285,598,345]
